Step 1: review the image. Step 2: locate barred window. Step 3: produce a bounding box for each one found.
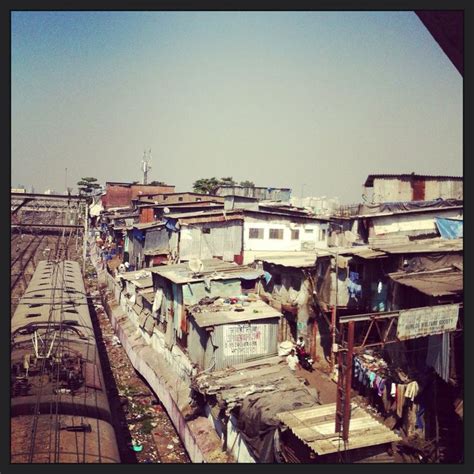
[269,228,284,239]
[249,228,264,239]
[291,229,300,240]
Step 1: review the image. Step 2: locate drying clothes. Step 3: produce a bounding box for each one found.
[415,404,425,430]
[369,371,376,388]
[377,378,386,397]
[396,384,406,418]
[405,381,419,401]
[263,271,272,285]
[391,383,397,398]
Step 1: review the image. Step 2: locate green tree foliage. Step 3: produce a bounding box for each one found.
[193,177,257,194]
[192,177,221,194]
[77,177,101,197]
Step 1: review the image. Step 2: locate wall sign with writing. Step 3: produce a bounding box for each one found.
[397,304,459,340]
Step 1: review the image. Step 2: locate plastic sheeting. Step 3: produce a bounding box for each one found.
[360,198,462,215]
[236,387,318,463]
[426,332,450,382]
[435,217,463,239]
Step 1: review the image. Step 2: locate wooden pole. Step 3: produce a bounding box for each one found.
[331,305,337,369]
[342,321,355,442]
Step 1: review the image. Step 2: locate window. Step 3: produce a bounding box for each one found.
[203,228,211,234]
[269,228,284,240]
[291,229,300,240]
[319,229,327,241]
[196,198,202,202]
[305,228,314,234]
[249,228,264,239]
[163,195,168,200]
[178,197,183,201]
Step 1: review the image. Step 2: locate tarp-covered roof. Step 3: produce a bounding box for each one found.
[194,356,318,463]
[388,268,463,297]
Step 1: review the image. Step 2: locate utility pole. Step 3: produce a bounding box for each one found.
[142,149,152,185]
[82,201,88,274]
[65,168,68,194]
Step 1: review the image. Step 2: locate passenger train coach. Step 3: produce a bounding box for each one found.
[11,260,120,463]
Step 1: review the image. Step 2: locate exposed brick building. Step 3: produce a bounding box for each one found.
[101,182,175,210]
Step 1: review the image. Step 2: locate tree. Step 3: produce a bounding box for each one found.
[77,177,101,199]
[192,177,221,194]
[149,180,165,186]
[220,177,236,186]
[193,177,242,194]
[240,180,255,187]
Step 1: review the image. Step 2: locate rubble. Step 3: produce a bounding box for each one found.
[84,263,189,464]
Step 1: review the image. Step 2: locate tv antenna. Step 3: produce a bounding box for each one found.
[142,149,152,185]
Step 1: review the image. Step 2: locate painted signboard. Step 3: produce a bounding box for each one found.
[397,304,459,340]
[223,324,266,357]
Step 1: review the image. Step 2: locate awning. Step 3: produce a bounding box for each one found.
[388,268,463,297]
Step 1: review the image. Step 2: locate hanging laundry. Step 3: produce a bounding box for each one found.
[396,384,406,418]
[405,381,419,401]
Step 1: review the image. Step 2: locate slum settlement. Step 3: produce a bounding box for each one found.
[89,174,463,463]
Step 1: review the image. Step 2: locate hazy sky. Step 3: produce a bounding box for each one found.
[11,11,462,203]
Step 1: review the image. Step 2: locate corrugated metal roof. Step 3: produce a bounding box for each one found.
[256,252,318,268]
[119,270,154,288]
[149,258,264,284]
[364,174,463,187]
[191,299,281,327]
[372,238,463,254]
[388,268,463,297]
[132,221,164,230]
[277,402,401,456]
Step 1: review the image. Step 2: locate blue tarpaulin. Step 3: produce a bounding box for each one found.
[132,228,145,242]
[435,217,463,239]
[164,218,180,232]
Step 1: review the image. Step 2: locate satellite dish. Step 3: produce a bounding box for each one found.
[163,207,170,214]
[344,230,357,243]
[188,258,204,274]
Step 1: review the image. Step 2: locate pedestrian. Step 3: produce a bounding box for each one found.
[286,349,299,372]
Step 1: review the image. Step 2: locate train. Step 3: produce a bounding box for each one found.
[11,260,120,463]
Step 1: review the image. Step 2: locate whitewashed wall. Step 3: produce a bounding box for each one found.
[372,209,462,236]
[243,216,328,253]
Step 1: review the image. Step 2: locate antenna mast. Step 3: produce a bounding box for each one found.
[142,149,152,185]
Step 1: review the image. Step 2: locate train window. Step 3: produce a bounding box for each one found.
[28,303,44,308]
[65,309,79,315]
[32,293,46,298]
[26,313,41,318]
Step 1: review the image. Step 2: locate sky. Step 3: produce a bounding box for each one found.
[11,11,462,203]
